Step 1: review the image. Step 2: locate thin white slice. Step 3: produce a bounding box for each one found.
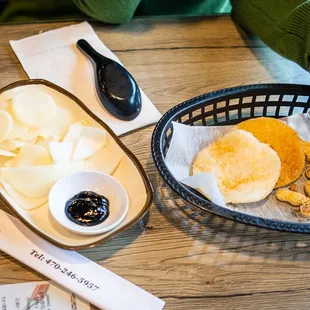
[36,135,60,150]
[39,107,74,140]
[0,149,16,157]
[2,99,30,141]
[0,111,13,142]
[48,141,74,164]
[62,121,88,142]
[0,138,36,152]
[86,146,122,175]
[0,161,85,198]
[6,121,29,140]
[64,123,106,160]
[72,137,104,161]
[0,89,20,103]
[5,145,51,167]
[19,127,40,141]
[0,100,11,111]
[80,126,106,145]
[12,91,57,127]
[0,180,47,211]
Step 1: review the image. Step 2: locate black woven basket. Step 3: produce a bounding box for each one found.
[152,83,310,233]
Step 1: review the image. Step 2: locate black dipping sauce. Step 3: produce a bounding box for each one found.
[65,191,109,226]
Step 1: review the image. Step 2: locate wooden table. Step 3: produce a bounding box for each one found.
[1,16,310,310]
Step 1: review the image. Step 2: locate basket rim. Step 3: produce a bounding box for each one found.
[151,83,310,233]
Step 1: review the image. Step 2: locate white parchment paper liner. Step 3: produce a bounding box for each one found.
[165,113,310,208]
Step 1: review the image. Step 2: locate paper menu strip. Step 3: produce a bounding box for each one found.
[0,281,90,310]
[0,210,165,310]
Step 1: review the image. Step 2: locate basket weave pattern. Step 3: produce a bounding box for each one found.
[152,84,310,233]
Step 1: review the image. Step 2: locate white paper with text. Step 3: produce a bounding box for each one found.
[0,281,90,310]
[0,210,165,310]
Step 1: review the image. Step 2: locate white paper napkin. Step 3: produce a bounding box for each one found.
[165,122,230,207]
[165,114,310,207]
[0,209,165,310]
[9,22,161,136]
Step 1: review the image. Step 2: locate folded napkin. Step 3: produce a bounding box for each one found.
[10,22,161,136]
[0,209,165,310]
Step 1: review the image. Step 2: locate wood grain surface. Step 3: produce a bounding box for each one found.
[1,16,310,310]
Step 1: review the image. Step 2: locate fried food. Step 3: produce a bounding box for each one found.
[300,139,310,162]
[237,117,305,188]
[192,129,281,203]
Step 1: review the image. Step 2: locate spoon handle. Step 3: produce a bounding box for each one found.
[77,39,106,64]
[76,39,142,121]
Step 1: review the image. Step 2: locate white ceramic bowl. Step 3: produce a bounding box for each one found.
[48,171,129,235]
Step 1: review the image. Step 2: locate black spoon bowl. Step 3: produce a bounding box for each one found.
[77,39,141,121]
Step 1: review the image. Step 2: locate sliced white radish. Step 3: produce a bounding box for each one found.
[0,99,30,141]
[64,123,106,160]
[86,147,122,175]
[36,135,60,150]
[12,91,57,127]
[39,107,74,140]
[0,111,13,142]
[6,121,29,140]
[0,180,47,211]
[0,161,85,198]
[20,127,40,141]
[5,145,51,167]
[0,100,11,111]
[62,121,88,142]
[72,137,103,161]
[0,138,36,152]
[81,126,106,143]
[48,141,74,164]
[0,149,16,157]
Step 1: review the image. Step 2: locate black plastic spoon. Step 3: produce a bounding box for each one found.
[77,39,141,121]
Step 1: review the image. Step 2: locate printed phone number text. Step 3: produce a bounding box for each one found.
[30,249,100,291]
